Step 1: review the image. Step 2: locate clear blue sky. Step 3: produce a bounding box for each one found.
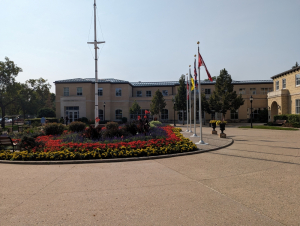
[1,0,300,93]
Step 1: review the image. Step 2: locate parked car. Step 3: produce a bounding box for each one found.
[5,118,12,123]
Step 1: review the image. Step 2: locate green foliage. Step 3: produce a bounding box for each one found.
[292,62,299,69]
[239,125,298,130]
[149,121,162,128]
[83,125,103,140]
[204,76,217,81]
[174,75,186,111]
[287,114,300,123]
[196,93,211,114]
[20,136,45,150]
[44,123,65,135]
[150,89,166,120]
[79,117,89,123]
[106,122,119,130]
[0,57,23,128]
[209,69,244,120]
[130,100,141,115]
[124,121,138,135]
[68,121,86,133]
[37,108,56,117]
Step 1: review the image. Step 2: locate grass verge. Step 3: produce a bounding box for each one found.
[239,125,298,130]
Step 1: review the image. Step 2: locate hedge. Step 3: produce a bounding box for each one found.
[274,114,300,123]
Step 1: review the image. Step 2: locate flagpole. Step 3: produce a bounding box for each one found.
[191,55,198,137]
[185,74,189,132]
[189,66,192,133]
[196,41,208,145]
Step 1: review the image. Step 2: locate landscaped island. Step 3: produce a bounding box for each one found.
[0,121,197,161]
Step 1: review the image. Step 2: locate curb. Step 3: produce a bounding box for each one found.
[0,138,234,165]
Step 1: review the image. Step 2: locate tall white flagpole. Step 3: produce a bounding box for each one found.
[185,74,189,132]
[191,56,198,137]
[196,41,208,145]
[189,66,192,133]
[87,0,105,127]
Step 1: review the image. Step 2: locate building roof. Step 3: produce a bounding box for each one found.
[271,66,300,79]
[54,78,272,86]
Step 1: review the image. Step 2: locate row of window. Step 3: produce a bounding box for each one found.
[275,74,300,91]
[63,86,276,97]
[63,87,168,97]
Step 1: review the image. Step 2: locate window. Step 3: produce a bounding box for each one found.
[276,81,279,90]
[162,90,168,96]
[204,89,211,94]
[296,99,300,114]
[146,91,152,97]
[204,89,211,99]
[98,88,103,96]
[130,109,152,120]
[230,110,238,119]
[239,88,245,94]
[137,91,142,97]
[115,109,122,120]
[116,88,122,96]
[77,87,82,96]
[63,87,69,96]
[161,109,168,120]
[261,88,269,94]
[250,88,256,95]
[282,79,286,89]
[296,74,300,86]
[98,109,104,121]
[268,87,273,92]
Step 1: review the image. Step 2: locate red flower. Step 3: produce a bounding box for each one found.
[95,117,100,123]
[138,116,141,120]
[144,115,147,119]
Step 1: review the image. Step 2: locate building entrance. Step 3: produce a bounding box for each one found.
[66,106,79,123]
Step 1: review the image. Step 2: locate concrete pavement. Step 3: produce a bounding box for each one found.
[0,125,299,225]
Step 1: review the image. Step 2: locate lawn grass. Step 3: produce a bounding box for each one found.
[239,125,298,130]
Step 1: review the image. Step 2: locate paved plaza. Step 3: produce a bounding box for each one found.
[0,125,299,225]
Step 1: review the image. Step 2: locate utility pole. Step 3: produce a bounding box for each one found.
[87,0,105,127]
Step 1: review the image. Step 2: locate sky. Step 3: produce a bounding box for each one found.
[1,0,300,93]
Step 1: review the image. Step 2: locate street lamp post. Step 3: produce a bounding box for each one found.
[173,100,176,127]
[103,102,106,121]
[250,95,253,128]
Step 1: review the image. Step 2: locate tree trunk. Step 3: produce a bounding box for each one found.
[182,110,184,125]
[1,106,5,128]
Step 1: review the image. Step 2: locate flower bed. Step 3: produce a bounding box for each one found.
[0,126,197,161]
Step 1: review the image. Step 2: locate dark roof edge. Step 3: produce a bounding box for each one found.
[271,66,300,79]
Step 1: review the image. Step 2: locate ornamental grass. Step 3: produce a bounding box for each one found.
[0,126,197,161]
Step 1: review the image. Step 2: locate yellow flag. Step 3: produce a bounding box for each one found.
[190,75,195,91]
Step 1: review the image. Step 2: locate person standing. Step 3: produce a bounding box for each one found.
[65,116,69,126]
[41,117,46,126]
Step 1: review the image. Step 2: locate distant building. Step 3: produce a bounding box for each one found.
[54,78,273,123]
[268,66,300,121]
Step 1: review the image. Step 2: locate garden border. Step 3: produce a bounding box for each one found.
[0,138,233,165]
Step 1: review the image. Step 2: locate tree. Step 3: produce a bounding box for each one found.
[0,57,22,128]
[129,100,141,119]
[150,89,166,121]
[37,108,56,117]
[174,75,186,124]
[204,76,217,81]
[196,93,211,115]
[208,68,244,120]
[292,62,299,69]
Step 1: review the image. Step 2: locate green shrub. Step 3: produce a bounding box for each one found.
[274,114,289,122]
[288,114,300,124]
[122,117,127,123]
[102,127,129,139]
[68,121,86,133]
[292,122,300,128]
[83,125,103,140]
[106,122,118,130]
[79,117,89,123]
[150,121,162,128]
[44,123,65,135]
[124,121,138,135]
[37,108,56,117]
